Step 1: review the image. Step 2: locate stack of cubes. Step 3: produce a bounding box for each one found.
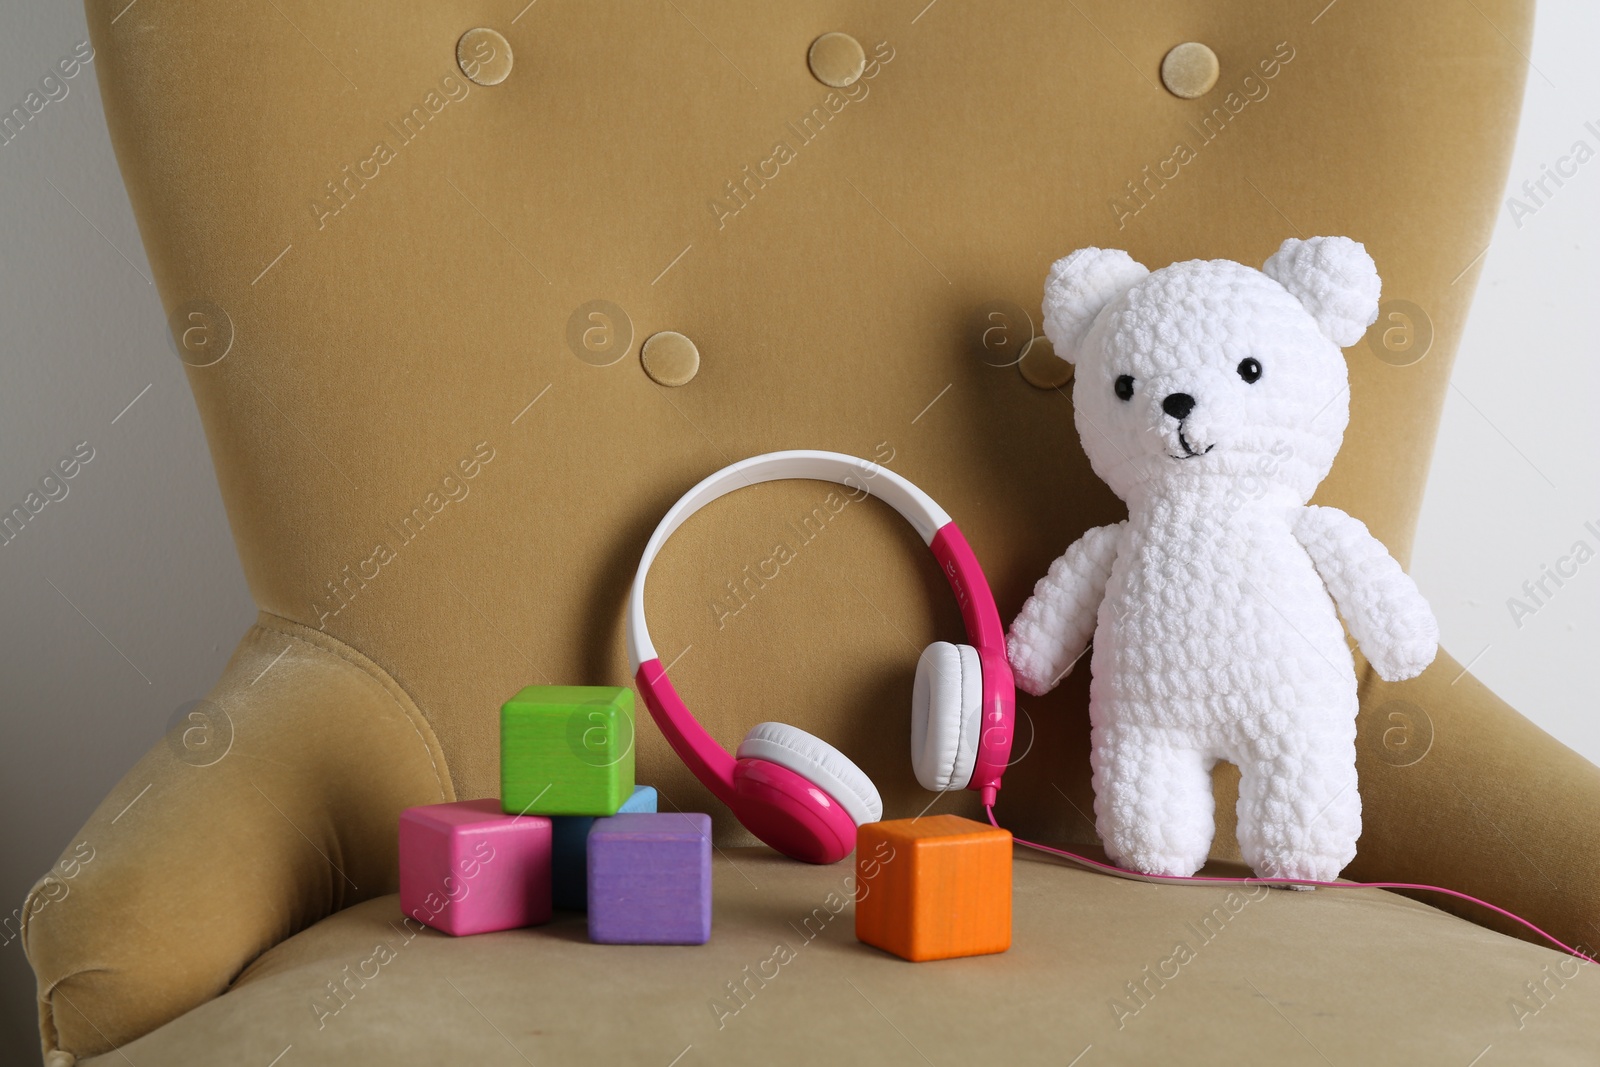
[398,685,712,944]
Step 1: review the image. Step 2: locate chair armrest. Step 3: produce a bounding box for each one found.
[1352,647,1600,952]
[22,613,452,1063]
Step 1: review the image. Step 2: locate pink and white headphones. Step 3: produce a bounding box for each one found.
[626,450,1015,864]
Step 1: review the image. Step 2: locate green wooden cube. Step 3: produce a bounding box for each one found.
[501,686,635,816]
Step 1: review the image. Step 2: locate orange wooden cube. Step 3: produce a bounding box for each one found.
[854,814,1011,962]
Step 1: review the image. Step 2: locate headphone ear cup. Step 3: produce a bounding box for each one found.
[735,722,883,825]
[911,641,983,791]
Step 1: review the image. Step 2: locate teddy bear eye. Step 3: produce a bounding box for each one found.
[1114,375,1135,401]
[1237,358,1262,384]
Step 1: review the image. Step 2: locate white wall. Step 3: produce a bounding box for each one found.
[0,3,1593,1063]
[0,6,258,1059]
[1411,4,1600,765]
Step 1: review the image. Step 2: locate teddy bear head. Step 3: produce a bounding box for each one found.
[1041,236,1380,508]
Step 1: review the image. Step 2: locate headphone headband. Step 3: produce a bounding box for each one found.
[626,451,951,670]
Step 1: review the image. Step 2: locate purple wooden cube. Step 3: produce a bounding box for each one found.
[587,812,712,945]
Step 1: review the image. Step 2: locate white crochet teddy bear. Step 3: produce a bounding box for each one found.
[1007,236,1439,882]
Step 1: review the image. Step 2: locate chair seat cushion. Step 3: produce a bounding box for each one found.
[83,849,1600,1065]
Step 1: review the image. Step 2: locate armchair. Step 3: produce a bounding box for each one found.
[26,1,1600,1062]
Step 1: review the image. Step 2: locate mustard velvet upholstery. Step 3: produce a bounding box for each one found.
[67,855,1600,1065]
[25,616,452,1059]
[27,0,1600,1062]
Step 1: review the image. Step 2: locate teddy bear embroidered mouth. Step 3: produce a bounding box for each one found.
[1172,428,1214,460]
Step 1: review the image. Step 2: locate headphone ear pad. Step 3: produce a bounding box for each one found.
[736,722,883,825]
[911,641,983,791]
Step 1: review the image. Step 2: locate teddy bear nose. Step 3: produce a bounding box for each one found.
[1162,393,1196,420]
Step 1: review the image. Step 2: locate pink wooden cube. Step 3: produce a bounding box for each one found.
[399,799,552,936]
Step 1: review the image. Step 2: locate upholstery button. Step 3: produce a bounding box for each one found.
[808,33,866,88]
[641,331,700,387]
[1019,336,1074,390]
[457,28,514,86]
[1160,42,1218,99]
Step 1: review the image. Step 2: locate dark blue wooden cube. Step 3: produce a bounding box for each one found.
[551,785,657,911]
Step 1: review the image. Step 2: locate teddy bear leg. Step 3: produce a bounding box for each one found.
[1233,726,1361,883]
[1091,723,1217,877]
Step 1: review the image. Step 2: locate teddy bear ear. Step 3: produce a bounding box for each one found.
[1261,236,1382,347]
[1041,247,1149,364]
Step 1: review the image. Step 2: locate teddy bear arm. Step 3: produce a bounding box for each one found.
[1293,506,1440,681]
[1006,522,1124,695]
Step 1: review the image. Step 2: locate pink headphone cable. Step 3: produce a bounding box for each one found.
[983,805,1597,966]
